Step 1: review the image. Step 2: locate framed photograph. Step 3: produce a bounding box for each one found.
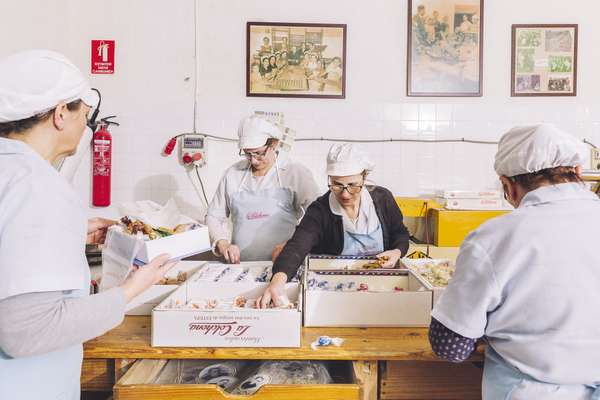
[511,24,578,96]
[407,0,484,97]
[246,22,347,99]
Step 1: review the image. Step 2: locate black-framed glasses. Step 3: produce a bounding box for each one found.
[329,182,363,194]
[239,146,269,160]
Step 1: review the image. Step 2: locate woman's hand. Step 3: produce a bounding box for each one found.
[120,254,178,302]
[87,217,117,244]
[256,272,288,309]
[376,249,402,268]
[216,240,241,264]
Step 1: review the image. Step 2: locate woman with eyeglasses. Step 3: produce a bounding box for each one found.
[257,143,410,308]
[206,115,319,264]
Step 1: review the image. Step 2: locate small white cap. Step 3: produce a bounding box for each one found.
[326,143,374,177]
[0,50,98,123]
[237,115,282,149]
[494,123,589,177]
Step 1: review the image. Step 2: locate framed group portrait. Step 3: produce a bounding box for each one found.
[246,22,347,99]
[407,0,484,97]
[511,24,578,96]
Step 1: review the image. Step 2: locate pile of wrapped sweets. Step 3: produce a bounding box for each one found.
[410,261,455,287]
[157,295,296,311]
[117,216,201,241]
[192,264,272,283]
[157,270,188,285]
[306,272,404,293]
[154,360,333,395]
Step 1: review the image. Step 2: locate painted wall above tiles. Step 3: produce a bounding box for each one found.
[2,0,599,220]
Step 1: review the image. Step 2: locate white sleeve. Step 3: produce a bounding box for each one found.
[290,165,320,214]
[206,174,231,248]
[431,238,502,339]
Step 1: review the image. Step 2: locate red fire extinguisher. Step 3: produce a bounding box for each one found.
[92,116,119,207]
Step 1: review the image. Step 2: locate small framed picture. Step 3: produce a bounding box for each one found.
[246,22,347,99]
[407,0,484,97]
[511,24,578,96]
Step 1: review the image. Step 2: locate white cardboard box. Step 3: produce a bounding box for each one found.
[401,258,453,306]
[152,270,302,348]
[303,256,434,327]
[435,189,501,199]
[125,261,207,315]
[109,224,211,265]
[438,197,510,211]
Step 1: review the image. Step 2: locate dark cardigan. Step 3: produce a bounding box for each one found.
[272,186,410,280]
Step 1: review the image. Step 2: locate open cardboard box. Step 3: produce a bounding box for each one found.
[107,224,211,266]
[303,255,434,327]
[125,261,207,315]
[400,258,453,306]
[152,268,302,348]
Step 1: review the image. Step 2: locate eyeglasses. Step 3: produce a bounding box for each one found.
[239,146,269,160]
[329,182,363,195]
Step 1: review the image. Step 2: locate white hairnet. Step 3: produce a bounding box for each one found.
[238,115,282,149]
[0,50,98,122]
[494,124,589,177]
[326,143,374,176]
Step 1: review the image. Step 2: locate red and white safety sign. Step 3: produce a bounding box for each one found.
[91,40,115,74]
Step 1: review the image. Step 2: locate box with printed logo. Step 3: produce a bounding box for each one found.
[152,266,301,348]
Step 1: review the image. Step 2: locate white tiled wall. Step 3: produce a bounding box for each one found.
[2,0,600,220]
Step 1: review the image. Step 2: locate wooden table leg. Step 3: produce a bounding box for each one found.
[353,360,378,400]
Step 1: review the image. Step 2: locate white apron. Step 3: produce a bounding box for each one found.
[0,138,90,400]
[483,346,600,400]
[230,161,298,261]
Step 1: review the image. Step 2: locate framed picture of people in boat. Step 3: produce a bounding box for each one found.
[511,24,578,96]
[246,22,347,99]
[407,0,484,97]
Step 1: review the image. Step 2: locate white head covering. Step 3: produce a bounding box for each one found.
[237,115,282,149]
[0,50,98,122]
[494,124,588,177]
[326,143,374,177]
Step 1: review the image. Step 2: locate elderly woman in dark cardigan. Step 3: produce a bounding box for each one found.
[257,143,410,308]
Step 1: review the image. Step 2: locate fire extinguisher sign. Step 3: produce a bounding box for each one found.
[91,40,115,74]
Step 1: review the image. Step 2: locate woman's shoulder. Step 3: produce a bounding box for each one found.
[306,190,332,211]
[367,185,394,199]
[282,159,314,176]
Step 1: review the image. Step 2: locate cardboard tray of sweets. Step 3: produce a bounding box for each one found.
[152,267,302,348]
[125,261,207,315]
[400,258,453,305]
[303,255,434,327]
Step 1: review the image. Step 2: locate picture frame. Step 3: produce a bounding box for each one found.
[246,22,347,99]
[407,0,484,97]
[511,24,578,97]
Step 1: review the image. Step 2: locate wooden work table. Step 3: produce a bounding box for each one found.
[84,316,482,361]
[82,316,484,400]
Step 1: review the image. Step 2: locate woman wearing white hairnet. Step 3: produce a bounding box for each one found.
[257,143,410,308]
[429,124,600,399]
[0,50,176,400]
[206,115,319,263]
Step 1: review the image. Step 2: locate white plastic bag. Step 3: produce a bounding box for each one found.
[98,227,141,291]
